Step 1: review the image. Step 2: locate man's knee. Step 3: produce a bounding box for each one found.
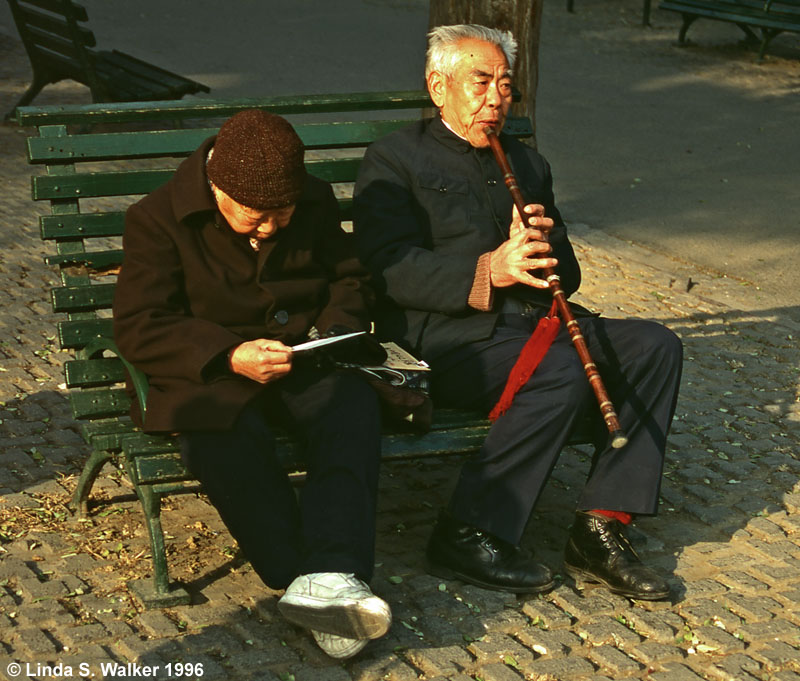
[516,353,592,412]
[637,321,683,368]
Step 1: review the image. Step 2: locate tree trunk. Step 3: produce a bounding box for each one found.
[428,0,543,147]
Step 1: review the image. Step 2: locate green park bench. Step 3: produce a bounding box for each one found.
[17,91,558,608]
[658,0,800,59]
[4,0,210,120]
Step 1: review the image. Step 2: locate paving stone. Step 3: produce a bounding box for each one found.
[549,587,616,620]
[749,563,800,587]
[348,653,419,681]
[724,593,783,621]
[515,627,584,657]
[469,634,535,669]
[680,578,728,600]
[113,635,180,663]
[587,644,642,676]
[737,619,800,643]
[751,640,800,671]
[474,662,524,681]
[135,610,183,637]
[575,616,641,647]
[524,656,596,679]
[628,641,686,665]
[521,598,573,629]
[715,570,770,594]
[405,645,473,677]
[479,608,529,635]
[693,625,746,653]
[15,576,70,599]
[625,609,682,643]
[15,598,75,627]
[678,600,743,630]
[771,673,800,681]
[418,614,465,645]
[58,622,109,647]
[648,662,707,681]
[291,667,353,681]
[12,626,60,656]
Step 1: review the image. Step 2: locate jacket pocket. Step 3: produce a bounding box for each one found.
[417,172,471,240]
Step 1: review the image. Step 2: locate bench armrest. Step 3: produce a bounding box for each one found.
[82,337,149,418]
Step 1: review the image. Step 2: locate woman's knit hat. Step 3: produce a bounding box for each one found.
[206,109,305,209]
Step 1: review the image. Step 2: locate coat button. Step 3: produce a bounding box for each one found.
[439,186,447,193]
[274,310,289,325]
[487,179,497,186]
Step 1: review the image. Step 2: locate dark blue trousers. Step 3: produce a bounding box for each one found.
[180,369,382,590]
[431,314,683,545]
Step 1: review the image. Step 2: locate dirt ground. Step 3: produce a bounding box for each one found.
[535,0,800,314]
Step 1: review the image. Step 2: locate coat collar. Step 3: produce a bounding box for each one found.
[170,136,218,224]
[428,114,474,154]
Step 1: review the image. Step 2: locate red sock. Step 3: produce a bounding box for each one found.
[591,509,632,525]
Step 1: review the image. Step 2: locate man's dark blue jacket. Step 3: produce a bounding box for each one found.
[353,116,581,362]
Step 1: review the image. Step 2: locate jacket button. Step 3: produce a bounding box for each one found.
[487,179,497,186]
[274,310,289,325]
[439,186,447,193]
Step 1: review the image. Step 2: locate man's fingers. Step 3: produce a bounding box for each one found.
[516,272,551,289]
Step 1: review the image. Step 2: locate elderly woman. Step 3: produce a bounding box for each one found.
[113,110,390,659]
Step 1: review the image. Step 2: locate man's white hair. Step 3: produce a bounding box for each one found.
[425,24,518,80]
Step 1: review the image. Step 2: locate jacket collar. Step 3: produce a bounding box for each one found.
[170,136,218,224]
[428,114,474,154]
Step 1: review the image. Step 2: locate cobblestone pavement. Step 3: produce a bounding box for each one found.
[2,24,800,681]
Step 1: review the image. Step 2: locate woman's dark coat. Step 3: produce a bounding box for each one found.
[113,137,373,432]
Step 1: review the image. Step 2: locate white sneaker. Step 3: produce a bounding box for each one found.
[311,629,369,660]
[278,572,392,639]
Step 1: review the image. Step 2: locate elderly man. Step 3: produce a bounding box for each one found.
[353,25,682,599]
[113,110,391,658]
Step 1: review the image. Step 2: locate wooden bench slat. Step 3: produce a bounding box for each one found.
[58,318,113,349]
[69,387,131,420]
[45,250,123,270]
[40,212,125,240]
[22,0,89,22]
[52,283,115,312]
[15,4,96,46]
[33,169,174,200]
[27,120,418,163]
[32,159,362,200]
[92,53,206,100]
[65,357,126,388]
[102,50,210,96]
[28,118,532,165]
[16,90,434,126]
[24,25,84,60]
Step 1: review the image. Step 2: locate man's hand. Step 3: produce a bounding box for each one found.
[489,203,558,289]
[228,339,293,384]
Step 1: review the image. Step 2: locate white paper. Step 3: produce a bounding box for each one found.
[291,331,367,354]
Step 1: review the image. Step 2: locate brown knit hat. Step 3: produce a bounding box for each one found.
[206,110,305,209]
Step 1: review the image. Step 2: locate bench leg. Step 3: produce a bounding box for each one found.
[567,0,575,13]
[4,69,52,120]
[68,449,113,516]
[677,14,699,45]
[126,479,190,608]
[757,28,782,61]
[642,0,652,26]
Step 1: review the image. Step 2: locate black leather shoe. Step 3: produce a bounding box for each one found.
[564,511,670,600]
[426,512,554,594]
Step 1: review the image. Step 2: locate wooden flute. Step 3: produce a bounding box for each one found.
[484,126,628,449]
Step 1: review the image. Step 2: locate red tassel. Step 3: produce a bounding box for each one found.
[489,300,560,422]
[592,509,632,525]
